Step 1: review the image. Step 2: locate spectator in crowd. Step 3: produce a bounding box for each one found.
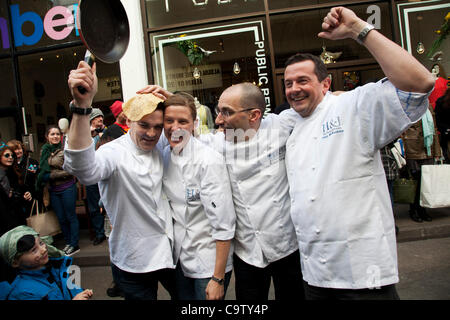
[101,101,129,140]
[0,142,32,234]
[89,108,105,147]
[435,88,450,163]
[402,105,441,222]
[36,125,79,256]
[6,140,39,209]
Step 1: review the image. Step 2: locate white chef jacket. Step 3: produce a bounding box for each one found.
[63,134,175,273]
[200,114,299,268]
[162,137,235,278]
[285,79,429,289]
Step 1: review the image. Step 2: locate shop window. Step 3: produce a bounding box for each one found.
[0,58,19,142]
[396,0,450,73]
[150,18,276,114]
[17,46,122,151]
[145,0,265,29]
[270,2,392,68]
[8,0,81,52]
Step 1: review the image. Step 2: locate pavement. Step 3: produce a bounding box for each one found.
[52,203,450,300]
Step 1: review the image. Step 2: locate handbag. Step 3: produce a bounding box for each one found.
[420,162,450,208]
[393,169,417,204]
[26,200,61,236]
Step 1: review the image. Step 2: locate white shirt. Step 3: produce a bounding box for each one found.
[63,134,175,273]
[200,114,299,268]
[285,79,429,289]
[162,137,235,278]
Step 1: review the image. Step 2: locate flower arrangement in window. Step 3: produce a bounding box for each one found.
[174,34,205,66]
[427,12,449,58]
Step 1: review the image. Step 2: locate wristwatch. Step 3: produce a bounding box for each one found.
[69,101,92,115]
[356,24,375,45]
[211,275,224,285]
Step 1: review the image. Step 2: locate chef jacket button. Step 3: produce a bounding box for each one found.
[320,258,326,264]
[310,196,316,202]
[304,255,308,260]
[312,166,316,170]
[255,230,260,236]
[315,229,320,234]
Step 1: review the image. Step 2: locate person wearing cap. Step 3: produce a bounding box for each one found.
[0,225,93,300]
[101,100,129,140]
[89,108,105,146]
[64,61,176,300]
[84,109,107,247]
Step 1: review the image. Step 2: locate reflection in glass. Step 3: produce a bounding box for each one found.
[233,62,241,75]
[150,19,274,113]
[270,2,392,68]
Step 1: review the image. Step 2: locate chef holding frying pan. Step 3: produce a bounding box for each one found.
[64,0,178,300]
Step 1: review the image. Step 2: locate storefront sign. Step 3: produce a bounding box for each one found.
[95,77,122,102]
[165,64,223,92]
[0,3,78,49]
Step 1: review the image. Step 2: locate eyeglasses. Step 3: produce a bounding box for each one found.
[215,107,256,118]
[3,153,14,158]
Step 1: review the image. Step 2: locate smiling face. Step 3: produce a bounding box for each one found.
[13,145,23,160]
[284,60,331,118]
[46,127,61,145]
[0,148,15,168]
[164,105,195,150]
[127,110,164,152]
[12,236,49,270]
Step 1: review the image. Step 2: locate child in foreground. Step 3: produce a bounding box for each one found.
[0,225,93,300]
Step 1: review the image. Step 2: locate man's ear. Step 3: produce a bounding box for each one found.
[249,109,262,124]
[321,76,332,94]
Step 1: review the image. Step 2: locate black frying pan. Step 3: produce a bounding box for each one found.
[77,0,130,93]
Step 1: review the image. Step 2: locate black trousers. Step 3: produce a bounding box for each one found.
[111,264,177,300]
[233,250,305,300]
[303,281,400,300]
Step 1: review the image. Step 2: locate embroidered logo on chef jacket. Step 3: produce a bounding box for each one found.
[267,145,286,165]
[186,188,201,202]
[322,116,344,139]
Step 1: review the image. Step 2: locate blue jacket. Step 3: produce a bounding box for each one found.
[0,256,83,300]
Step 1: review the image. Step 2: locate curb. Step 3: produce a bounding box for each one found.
[396,223,450,243]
